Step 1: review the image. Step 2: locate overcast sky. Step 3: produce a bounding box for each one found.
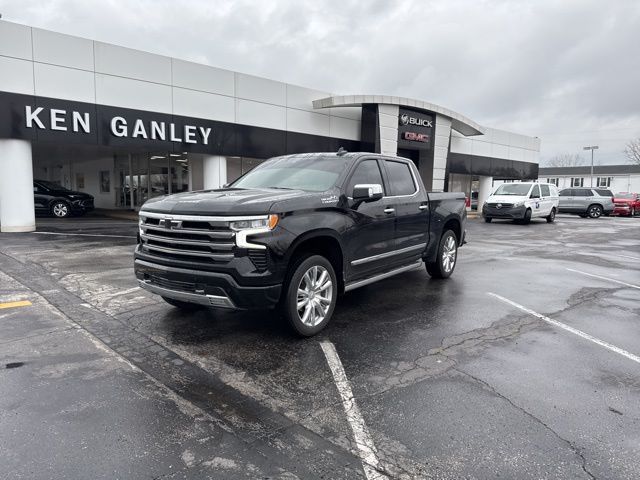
[2,0,638,165]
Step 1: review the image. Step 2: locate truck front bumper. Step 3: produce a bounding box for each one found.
[134,259,282,310]
[482,204,527,219]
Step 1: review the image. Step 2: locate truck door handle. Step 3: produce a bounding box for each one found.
[384,208,395,214]
[419,205,428,210]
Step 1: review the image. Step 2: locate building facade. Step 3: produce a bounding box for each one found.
[538,165,640,193]
[0,20,540,232]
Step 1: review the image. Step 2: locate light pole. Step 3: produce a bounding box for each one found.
[583,145,599,187]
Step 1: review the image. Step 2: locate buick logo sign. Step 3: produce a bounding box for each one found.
[398,113,433,128]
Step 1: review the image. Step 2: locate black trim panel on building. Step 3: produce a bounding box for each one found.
[447,152,538,180]
[0,90,360,158]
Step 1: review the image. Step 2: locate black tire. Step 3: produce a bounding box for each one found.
[426,230,458,279]
[521,208,532,225]
[161,296,202,311]
[51,201,71,218]
[282,254,337,337]
[587,204,603,218]
[546,207,556,223]
[484,217,492,223]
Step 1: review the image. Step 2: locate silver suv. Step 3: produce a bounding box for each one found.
[558,188,614,218]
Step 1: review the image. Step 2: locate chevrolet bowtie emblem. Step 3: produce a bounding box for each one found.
[159,218,182,229]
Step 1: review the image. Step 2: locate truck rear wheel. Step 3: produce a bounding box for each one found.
[282,254,337,337]
[426,230,458,279]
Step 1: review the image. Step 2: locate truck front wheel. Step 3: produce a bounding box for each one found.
[282,255,337,337]
[426,230,458,279]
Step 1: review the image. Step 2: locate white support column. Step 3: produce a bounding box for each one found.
[477,175,494,212]
[377,105,399,156]
[432,115,452,192]
[0,139,35,232]
[203,156,227,190]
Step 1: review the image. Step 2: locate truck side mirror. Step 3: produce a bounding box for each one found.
[352,184,383,202]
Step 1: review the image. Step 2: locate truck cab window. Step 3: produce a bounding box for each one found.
[347,160,385,195]
[385,160,416,196]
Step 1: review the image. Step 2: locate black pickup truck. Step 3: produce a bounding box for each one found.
[134,151,466,336]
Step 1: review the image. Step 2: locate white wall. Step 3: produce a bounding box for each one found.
[450,127,540,165]
[0,21,361,142]
[70,156,115,208]
[538,174,640,193]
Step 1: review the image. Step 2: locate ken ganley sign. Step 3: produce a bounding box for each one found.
[24,106,212,145]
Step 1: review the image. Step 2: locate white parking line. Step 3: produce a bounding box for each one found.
[566,268,640,290]
[32,231,136,239]
[319,341,387,480]
[488,292,640,364]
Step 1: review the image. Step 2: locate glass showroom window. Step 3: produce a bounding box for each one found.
[571,177,584,187]
[597,177,612,187]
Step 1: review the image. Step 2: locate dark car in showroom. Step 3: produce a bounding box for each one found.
[33,180,94,218]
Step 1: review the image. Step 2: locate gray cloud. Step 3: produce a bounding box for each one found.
[1,0,638,164]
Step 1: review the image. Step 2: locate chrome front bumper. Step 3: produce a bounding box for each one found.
[138,279,236,308]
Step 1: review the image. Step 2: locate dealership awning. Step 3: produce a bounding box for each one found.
[313,95,485,136]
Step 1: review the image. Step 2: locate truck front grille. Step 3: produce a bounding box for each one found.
[139,213,236,264]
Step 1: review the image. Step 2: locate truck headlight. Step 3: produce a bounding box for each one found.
[231,214,279,250]
[230,214,279,231]
[513,201,525,207]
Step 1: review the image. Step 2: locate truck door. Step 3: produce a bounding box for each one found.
[382,159,429,263]
[344,159,397,280]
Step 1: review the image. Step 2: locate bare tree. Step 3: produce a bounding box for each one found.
[623,138,640,165]
[544,153,586,167]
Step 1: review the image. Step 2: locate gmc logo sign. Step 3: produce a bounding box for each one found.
[403,132,429,142]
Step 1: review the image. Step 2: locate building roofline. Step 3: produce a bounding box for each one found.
[312,95,485,136]
[538,164,640,175]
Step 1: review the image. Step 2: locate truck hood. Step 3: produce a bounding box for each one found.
[140,188,318,215]
[613,197,635,204]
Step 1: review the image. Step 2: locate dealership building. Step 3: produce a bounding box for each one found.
[0,20,540,232]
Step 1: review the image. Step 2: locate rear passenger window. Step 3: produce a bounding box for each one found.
[385,161,416,196]
[347,160,385,195]
[576,189,593,196]
[540,185,550,197]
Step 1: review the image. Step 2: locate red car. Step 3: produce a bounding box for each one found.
[613,192,640,216]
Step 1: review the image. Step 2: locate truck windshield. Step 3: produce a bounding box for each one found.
[231,156,349,192]
[493,184,532,196]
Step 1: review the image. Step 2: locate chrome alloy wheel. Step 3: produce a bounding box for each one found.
[296,265,333,327]
[53,203,69,217]
[588,205,602,218]
[442,235,457,273]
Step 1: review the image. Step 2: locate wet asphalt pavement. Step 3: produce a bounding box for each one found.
[0,213,639,479]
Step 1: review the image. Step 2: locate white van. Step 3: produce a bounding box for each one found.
[482,182,559,224]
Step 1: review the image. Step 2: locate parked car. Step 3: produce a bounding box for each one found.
[613,192,640,216]
[558,188,614,218]
[134,151,467,336]
[482,182,559,224]
[33,180,94,218]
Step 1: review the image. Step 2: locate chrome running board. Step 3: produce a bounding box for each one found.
[344,260,423,292]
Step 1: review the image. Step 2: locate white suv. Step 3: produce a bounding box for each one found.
[482,182,560,224]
